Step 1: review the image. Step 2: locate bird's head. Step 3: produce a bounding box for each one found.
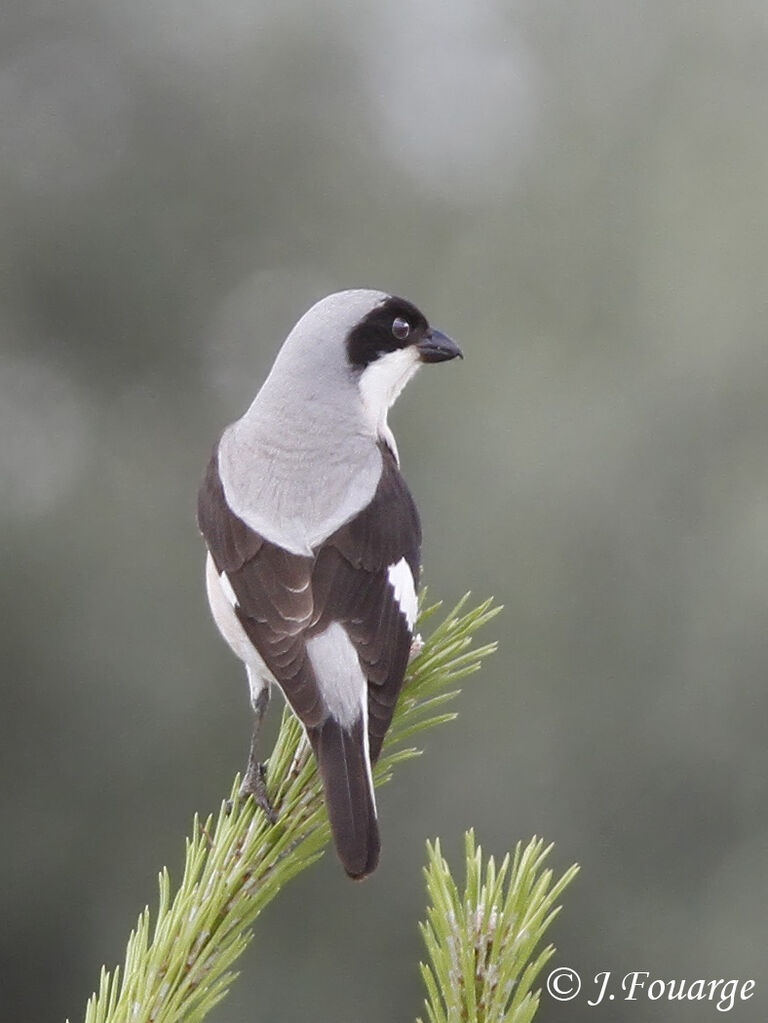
[277,289,462,434]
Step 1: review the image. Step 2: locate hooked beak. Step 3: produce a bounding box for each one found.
[416,327,463,364]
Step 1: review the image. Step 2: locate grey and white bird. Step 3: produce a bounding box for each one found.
[198,289,462,878]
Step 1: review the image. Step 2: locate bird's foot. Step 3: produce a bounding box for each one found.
[240,759,278,824]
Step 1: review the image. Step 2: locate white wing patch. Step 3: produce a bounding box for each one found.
[306,621,367,729]
[387,557,418,630]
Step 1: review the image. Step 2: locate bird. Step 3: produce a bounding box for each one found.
[197,289,462,879]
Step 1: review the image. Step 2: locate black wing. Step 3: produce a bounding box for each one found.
[198,442,421,876]
[198,443,421,746]
[198,451,322,725]
[315,443,421,761]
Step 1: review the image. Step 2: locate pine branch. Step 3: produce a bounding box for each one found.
[419,833,579,1023]
[73,594,501,1023]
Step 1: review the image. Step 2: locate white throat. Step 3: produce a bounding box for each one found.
[358,347,421,463]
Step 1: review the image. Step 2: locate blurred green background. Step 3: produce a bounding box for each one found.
[2,1,767,1020]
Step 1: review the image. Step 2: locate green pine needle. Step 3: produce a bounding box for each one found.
[74,594,501,1023]
[418,832,579,1023]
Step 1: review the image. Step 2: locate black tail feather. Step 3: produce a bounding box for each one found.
[309,716,380,879]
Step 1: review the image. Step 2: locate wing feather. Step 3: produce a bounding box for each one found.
[198,442,421,761]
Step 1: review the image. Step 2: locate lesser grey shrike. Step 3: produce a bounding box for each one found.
[198,289,462,878]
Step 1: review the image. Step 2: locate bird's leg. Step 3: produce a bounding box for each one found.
[240,677,278,824]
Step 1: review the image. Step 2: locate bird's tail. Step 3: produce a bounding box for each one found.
[309,715,380,879]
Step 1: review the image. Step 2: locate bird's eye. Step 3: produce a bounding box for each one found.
[392,317,411,341]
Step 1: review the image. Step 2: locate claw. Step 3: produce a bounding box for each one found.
[240,759,278,824]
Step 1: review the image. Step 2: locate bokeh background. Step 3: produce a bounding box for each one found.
[2,1,767,1020]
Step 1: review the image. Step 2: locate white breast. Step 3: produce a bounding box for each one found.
[205,553,272,678]
[306,621,367,728]
[305,620,376,813]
